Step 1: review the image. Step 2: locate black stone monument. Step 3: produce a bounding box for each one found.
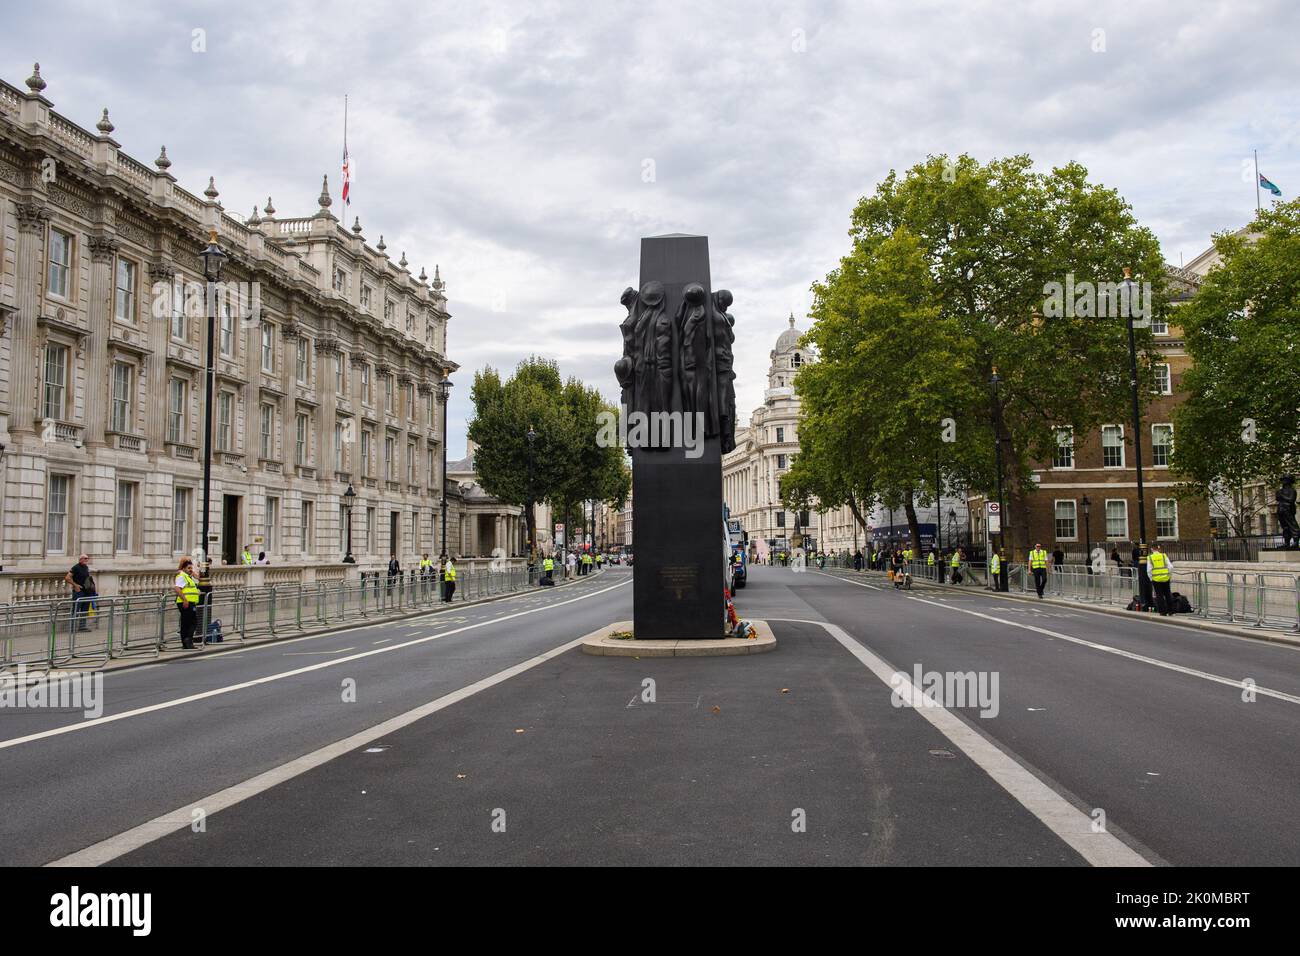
[614,234,737,640]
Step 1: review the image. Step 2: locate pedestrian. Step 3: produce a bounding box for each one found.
[1029,541,1049,598]
[542,553,555,584]
[1052,546,1065,569]
[1149,543,1174,615]
[442,554,457,602]
[387,553,401,596]
[255,551,269,565]
[64,553,97,632]
[989,548,1002,591]
[241,544,254,566]
[950,548,963,584]
[1110,547,1123,571]
[174,557,201,650]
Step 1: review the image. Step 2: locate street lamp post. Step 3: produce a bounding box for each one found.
[198,230,226,582]
[989,367,1008,591]
[342,483,356,564]
[1122,267,1152,609]
[436,379,453,563]
[1082,494,1092,576]
[525,425,537,566]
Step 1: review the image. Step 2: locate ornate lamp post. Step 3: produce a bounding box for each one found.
[1121,267,1152,609]
[342,483,357,563]
[197,229,226,582]
[1082,494,1092,575]
[436,380,453,563]
[525,425,537,565]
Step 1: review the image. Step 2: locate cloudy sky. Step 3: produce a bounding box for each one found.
[5,1,1296,454]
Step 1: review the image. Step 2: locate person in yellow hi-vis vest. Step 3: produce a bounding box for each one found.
[1029,543,1049,598]
[542,554,555,585]
[926,550,936,579]
[174,557,201,649]
[950,549,962,584]
[1148,543,1174,616]
[241,546,254,566]
[442,555,457,603]
[989,549,1002,592]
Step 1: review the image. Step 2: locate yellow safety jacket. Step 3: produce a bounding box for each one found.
[543,558,554,572]
[443,562,456,582]
[420,559,433,572]
[950,553,961,568]
[241,551,253,566]
[927,553,935,566]
[990,554,1001,574]
[1030,548,1048,569]
[1149,551,1171,582]
[176,571,200,606]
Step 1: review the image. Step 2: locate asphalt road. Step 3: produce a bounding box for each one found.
[5,564,1297,866]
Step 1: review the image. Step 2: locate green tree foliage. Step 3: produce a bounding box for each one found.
[467,356,629,559]
[796,154,1169,553]
[1173,200,1300,523]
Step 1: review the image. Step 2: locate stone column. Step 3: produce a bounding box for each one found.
[11,203,51,436]
[145,262,174,458]
[86,235,118,447]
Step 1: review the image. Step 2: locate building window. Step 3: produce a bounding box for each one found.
[385,436,395,480]
[426,447,434,486]
[339,504,348,553]
[1105,499,1128,539]
[42,343,69,422]
[425,391,433,423]
[384,299,394,323]
[410,511,418,546]
[1052,427,1074,469]
[1154,363,1171,395]
[172,487,190,554]
[1156,498,1178,539]
[1054,500,1077,541]
[361,430,373,476]
[776,454,787,469]
[46,475,71,554]
[1152,424,1173,468]
[48,227,73,299]
[216,392,233,451]
[335,354,345,395]
[260,403,275,459]
[776,511,786,528]
[1102,425,1124,468]
[362,363,371,404]
[265,497,280,553]
[1151,315,1168,336]
[365,507,375,553]
[114,258,136,322]
[332,267,348,293]
[296,412,309,465]
[111,361,133,433]
[334,422,345,471]
[170,277,187,340]
[361,285,372,312]
[300,500,314,554]
[296,339,309,384]
[385,375,394,412]
[167,377,187,444]
[776,426,785,443]
[261,325,275,373]
[407,440,417,483]
[219,302,235,356]
[114,481,136,553]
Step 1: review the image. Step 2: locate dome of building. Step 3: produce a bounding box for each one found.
[774,313,805,354]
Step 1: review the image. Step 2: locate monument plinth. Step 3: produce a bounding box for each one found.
[615,235,737,641]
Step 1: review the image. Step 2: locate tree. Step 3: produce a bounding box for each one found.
[549,378,631,551]
[799,154,1170,554]
[467,357,570,561]
[1173,200,1300,523]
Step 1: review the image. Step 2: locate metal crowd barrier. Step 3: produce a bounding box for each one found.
[821,558,1300,633]
[0,565,549,673]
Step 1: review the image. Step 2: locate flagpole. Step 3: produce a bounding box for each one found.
[1255,149,1261,215]
[343,94,348,211]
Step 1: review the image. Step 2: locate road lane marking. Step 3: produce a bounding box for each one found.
[283,647,354,656]
[817,572,1300,705]
[0,578,630,752]
[46,629,599,867]
[773,617,1152,867]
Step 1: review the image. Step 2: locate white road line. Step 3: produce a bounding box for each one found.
[817,572,1300,705]
[774,617,1151,867]
[46,630,594,868]
[283,647,354,656]
[0,578,630,752]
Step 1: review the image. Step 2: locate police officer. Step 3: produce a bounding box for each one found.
[989,548,1002,592]
[542,553,555,584]
[241,545,254,566]
[927,549,936,579]
[442,555,457,602]
[949,549,962,584]
[1029,542,1049,598]
[1149,543,1174,615]
[420,552,434,599]
[174,557,201,649]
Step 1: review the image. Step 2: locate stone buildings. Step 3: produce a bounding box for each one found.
[0,65,463,601]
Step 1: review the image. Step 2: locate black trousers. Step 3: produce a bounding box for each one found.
[1032,568,1047,597]
[443,580,455,602]
[1152,580,1172,615]
[178,604,198,648]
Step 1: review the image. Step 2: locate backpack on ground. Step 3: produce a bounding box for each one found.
[206,618,224,644]
[1172,592,1193,614]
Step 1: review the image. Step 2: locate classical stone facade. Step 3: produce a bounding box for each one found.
[721,315,860,558]
[0,66,462,600]
[446,440,551,558]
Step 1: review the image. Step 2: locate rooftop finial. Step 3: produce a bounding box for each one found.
[154,146,172,170]
[351,217,363,236]
[318,174,332,209]
[248,205,262,226]
[418,267,428,282]
[399,251,409,269]
[263,196,275,216]
[25,63,46,93]
[789,312,795,327]
[432,264,444,292]
[96,108,114,135]
[376,235,387,254]
[204,176,219,201]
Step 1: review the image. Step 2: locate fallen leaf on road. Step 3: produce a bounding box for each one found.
[780,688,790,694]
[711,705,721,714]
[456,773,468,779]
[515,728,525,734]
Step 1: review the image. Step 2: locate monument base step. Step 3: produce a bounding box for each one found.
[581,619,776,657]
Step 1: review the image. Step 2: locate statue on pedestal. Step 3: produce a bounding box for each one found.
[1278,475,1299,550]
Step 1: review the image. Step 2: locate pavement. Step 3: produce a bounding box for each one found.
[3,564,1298,866]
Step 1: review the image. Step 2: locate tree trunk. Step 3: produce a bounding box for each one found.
[525,501,537,564]
[903,488,922,555]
